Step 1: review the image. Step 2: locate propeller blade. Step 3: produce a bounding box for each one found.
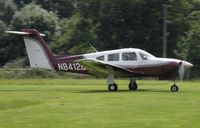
[178,61,184,80]
[178,61,193,80]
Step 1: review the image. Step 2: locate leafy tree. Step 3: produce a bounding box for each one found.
[166,0,193,58]
[11,3,60,40]
[0,0,17,23]
[0,20,8,66]
[59,0,193,58]
[52,13,95,55]
[35,0,75,18]
[176,10,200,78]
[0,0,17,66]
[14,0,75,18]
[0,0,199,79]
[13,0,32,8]
[0,3,60,66]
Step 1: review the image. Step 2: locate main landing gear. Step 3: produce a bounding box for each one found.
[108,83,118,91]
[129,78,138,91]
[171,81,179,92]
[107,75,138,92]
[107,74,118,91]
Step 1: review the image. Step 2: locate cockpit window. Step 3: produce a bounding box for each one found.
[96,55,104,61]
[139,51,155,60]
[139,52,148,60]
[108,53,119,61]
[122,52,137,61]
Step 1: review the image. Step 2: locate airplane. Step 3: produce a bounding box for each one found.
[6,29,193,92]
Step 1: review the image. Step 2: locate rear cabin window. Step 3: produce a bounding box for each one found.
[122,52,137,61]
[96,55,104,61]
[108,53,119,61]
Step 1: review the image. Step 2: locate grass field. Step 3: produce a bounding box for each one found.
[0,79,199,128]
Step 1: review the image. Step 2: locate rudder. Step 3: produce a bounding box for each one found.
[7,29,55,70]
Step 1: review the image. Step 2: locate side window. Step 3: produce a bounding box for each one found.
[96,55,104,61]
[122,52,137,61]
[108,53,119,61]
[139,52,148,60]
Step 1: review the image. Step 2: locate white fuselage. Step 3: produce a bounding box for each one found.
[84,48,179,68]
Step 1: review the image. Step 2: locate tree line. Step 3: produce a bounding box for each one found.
[0,0,199,78]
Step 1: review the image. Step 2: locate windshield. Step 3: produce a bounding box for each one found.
[139,50,155,60]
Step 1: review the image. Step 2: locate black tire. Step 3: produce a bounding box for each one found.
[171,85,179,92]
[108,83,118,91]
[129,82,138,91]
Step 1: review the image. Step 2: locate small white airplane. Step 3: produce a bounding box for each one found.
[6,29,193,92]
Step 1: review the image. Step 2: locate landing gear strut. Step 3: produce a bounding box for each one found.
[107,74,118,92]
[171,81,179,92]
[129,78,138,91]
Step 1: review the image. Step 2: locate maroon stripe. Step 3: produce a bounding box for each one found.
[124,62,179,76]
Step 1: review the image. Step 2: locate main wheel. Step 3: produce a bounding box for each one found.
[108,83,118,91]
[171,85,179,92]
[129,82,138,91]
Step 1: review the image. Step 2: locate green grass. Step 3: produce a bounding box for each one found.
[0,79,199,128]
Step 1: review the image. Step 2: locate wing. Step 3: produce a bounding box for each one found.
[76,59,144,77]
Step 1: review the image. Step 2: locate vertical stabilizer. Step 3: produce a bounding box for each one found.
[6,29,55,70]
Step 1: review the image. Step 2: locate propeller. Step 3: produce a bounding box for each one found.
[178,62,184,80]
[178,61,193,80]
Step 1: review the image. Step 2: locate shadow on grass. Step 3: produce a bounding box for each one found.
[0,89,76,92]
[74,89,171,93]
[0,89,180,93]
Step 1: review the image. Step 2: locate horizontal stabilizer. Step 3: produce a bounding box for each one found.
[6,31,45,36]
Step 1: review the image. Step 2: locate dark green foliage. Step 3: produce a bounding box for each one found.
[0,0,17,23]
[13,0,75,18]
[52,13,96,55]
[11,3,60,40]
[176,10,200,78]
[0,0,199,78]
[0,3,59,66]
[0,0,17,66]
[58,0,193,57]
[13,0,32,8]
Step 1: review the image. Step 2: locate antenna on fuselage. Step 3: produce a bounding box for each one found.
[89,43,98,52]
